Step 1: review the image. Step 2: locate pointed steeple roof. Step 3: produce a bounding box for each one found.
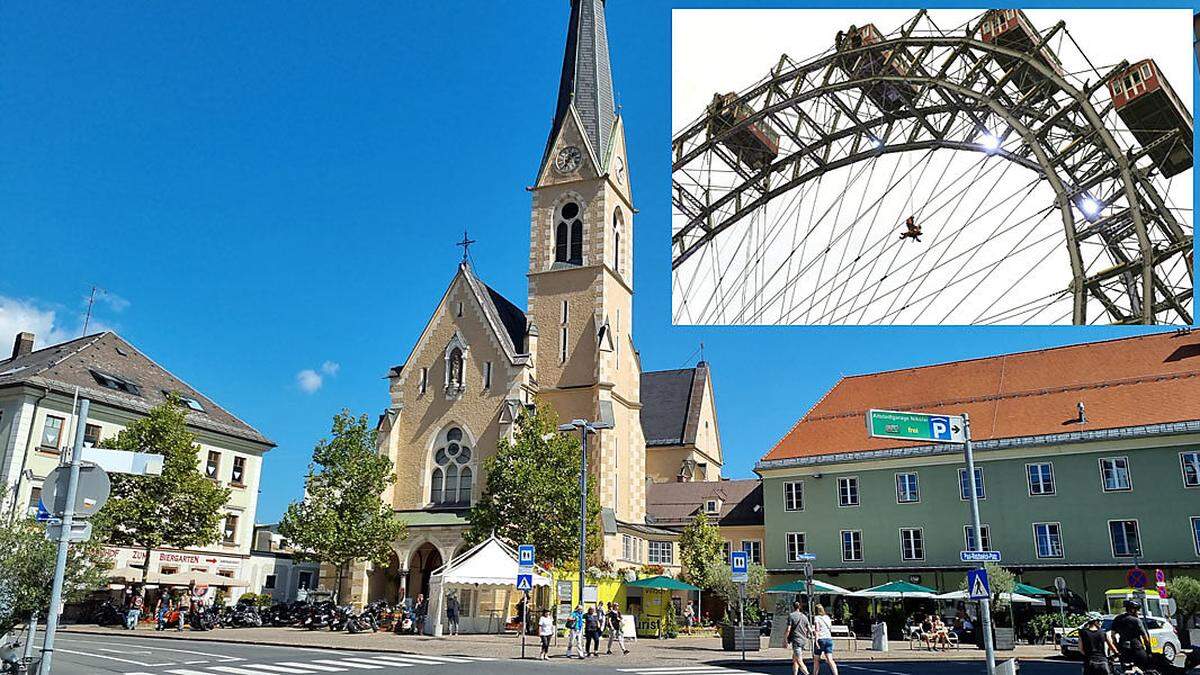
[543,0,617,170]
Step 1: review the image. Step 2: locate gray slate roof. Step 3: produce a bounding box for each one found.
[543,0,616,170]
[646,479,763,529]
[0,332,274,447]
[640,362,710,447]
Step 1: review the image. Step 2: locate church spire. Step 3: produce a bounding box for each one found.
[543,0,616,170]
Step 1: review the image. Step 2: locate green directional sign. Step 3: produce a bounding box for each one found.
[866,409,966,444]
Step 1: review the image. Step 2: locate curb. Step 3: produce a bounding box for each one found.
[58,626,464,657]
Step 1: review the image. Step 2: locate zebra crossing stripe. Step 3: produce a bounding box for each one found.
[334,657,413,668]
[205,667,301,675]
[274,664,349,673]
[311,660,385,670]
[217,665,321,674]
[358,656,431,666]
[165,670,217,675]
[391,654,474,663]
[618,668,741,674]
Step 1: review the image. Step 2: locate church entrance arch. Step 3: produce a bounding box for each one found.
[407,543,443,601]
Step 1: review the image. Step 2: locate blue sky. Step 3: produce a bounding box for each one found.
[0,1,1185,523]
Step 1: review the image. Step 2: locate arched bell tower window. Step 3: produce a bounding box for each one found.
[612,207,625,275]
[555,202,584,266]
[430,426,474,506]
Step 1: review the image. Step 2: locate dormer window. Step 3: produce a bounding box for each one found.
[705,499,720,514]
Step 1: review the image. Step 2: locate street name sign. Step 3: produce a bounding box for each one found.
[731,551,748,583]
[967,568,991,600]
[961,550,1002,563]
[80,447,164,476]
[866,409,966,444]
[45,521,92,543]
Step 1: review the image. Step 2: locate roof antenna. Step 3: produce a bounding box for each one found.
[699,341,705,364]
[82,285,106,336]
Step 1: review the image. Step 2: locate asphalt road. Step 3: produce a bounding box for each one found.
[30,633,1090,675]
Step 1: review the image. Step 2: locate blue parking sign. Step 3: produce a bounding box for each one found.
[731,551,748,583]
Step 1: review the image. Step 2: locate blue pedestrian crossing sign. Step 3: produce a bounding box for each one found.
[35,498,51,522]
[516,574,533,592]
[967,568,991,600]
[731,551,749,583]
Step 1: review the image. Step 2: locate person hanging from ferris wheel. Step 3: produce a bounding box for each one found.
[899,216,922,242]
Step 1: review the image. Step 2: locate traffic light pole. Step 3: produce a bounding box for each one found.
[962,413,996,675]
[39,398,90,675]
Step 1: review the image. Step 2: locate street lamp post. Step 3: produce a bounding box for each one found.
[558,417,612,608]
[962,414,997,675]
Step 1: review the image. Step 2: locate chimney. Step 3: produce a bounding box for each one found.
[11,332,34,359]
[1077,401,1087,425]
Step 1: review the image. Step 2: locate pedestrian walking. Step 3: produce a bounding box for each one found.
[296,582,309,603]
[125,587,145,630]
[584,606,602,657]
[785,600,812,675]
[566,605,584,658]
[605,602,629,655]
[414,594,428,635]
[1078,612,1117,675]
[537,609,555,660]
[154,594,172,631]
[176,592,191,632]
[683,601,696,632]
[811,604,839,675]
[445,593,460,636]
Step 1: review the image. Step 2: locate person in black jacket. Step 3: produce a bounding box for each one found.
[1078,612,1117,675]
[1110,600,1151,671]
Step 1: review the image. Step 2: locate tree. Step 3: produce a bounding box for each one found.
[959,563,1017,626]
[678,512,724,591]
[278,410,407,603]
[94,397,231,582]
[0,491,111,634]
[711,563,767,624]
[464,401,601,570]
[1167,576,1200,646]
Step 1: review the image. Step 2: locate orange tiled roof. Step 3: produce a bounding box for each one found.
[760,331,1200,463]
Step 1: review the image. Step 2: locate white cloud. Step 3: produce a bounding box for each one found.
[0,295,75,351]
[296,369,323,394]
[320,361,340,376]
[96,291,130,313]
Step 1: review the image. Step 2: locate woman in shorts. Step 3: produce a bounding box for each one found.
[812,604,840,675]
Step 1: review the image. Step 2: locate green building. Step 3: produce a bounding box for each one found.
[758,331,1200,611]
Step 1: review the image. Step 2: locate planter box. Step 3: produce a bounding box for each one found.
[976,626,1016,651]
[720,625,761,652]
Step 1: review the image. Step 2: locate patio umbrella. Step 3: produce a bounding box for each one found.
[935,590,1041,604]
[852,581,938,599]
[766,579,853,595]
[624,575,700,591]
[1013,582,1054,597]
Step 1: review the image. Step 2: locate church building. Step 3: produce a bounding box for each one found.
[342,0,726,612]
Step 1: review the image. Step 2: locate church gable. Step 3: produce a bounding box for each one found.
[536,107,604,189]
[604,116,633,208]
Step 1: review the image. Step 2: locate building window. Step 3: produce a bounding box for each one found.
[1100,457,1132,492]
[648,541,673,565]
[1027,463,1055,496]
[555,202,583,265]
[1181,451,1199,488]
[40,415,65,449]
[430,427,472,506]
[560,327,568,363]
[704,499,718,514]
[786,532,807,563]
[896,473,920,503]
[841,530,863,562]
[741,540,761,565]
[26,487,42,519]
[223,515,239,544]
[231,457,246,486]
[483,361,492,389]
[264,574,276,590]
[456,301,463,318]
[783,481,804,511]
[206,451,221,480]
[298,571,314,590]
[89,369,142,396]
[419,367,428,394]
[965,525,992,552]
[612,207,624,275]
[900,528,924,561]
[1192,517,1200,556]
[837,477,859,507]
[83,423,102,448]
[959,467,985,500]
[1033,522,1063,559]
[1108,520,1141,558]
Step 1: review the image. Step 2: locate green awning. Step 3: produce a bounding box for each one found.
[625,575,700,591]
[766,579,852,595]
[852,580,938,598]
[1014,582,1054,597]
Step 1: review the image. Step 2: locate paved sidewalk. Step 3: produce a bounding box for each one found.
[60,624,1063,666]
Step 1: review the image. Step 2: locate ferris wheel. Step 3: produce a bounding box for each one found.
[672,10,1193,325]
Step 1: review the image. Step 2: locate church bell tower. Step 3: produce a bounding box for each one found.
[527,0,645,553]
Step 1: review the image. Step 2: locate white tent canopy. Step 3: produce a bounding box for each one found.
[430,536,552,588]
[935,590,1041,604]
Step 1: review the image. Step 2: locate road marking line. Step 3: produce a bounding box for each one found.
[335,657,411,668]
[618,668,739,673]
[52,647,160,666]
[206,667,297,675]
[229,665,323,674]
[99,647,153,654]
[368,655,449,665]
[166,670,217,675]
[388,654,473,663]
[312,660,385,670]
[354,656,423,666]
[276,663,349,673]
[58,637,243,661]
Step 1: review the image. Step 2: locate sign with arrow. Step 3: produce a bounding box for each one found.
[968,568,991,600]
[866,410,966,444]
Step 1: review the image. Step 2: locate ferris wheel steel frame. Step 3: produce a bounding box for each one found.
[672,11,1193,325]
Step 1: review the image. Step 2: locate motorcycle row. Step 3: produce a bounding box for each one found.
[91,599,421,635]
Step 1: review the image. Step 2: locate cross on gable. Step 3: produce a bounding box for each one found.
[456,230,477,263]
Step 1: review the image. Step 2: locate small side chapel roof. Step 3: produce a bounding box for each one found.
[460,263,527,356]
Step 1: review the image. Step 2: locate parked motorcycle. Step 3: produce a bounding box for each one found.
[91,600,124,627]
[189,606,220,632]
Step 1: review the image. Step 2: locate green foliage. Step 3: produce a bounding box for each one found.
[663,599,679,638]
[678,512,724,591]
[464,401,601,569]
[278,410,407,603]
[1167,576,1200,623]
[0,492,111,634]
[711,563,766,623]
[237,592,273,608]
[94,397,231,580]
[1026,612,1088,643]
[958,563,1016,614]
